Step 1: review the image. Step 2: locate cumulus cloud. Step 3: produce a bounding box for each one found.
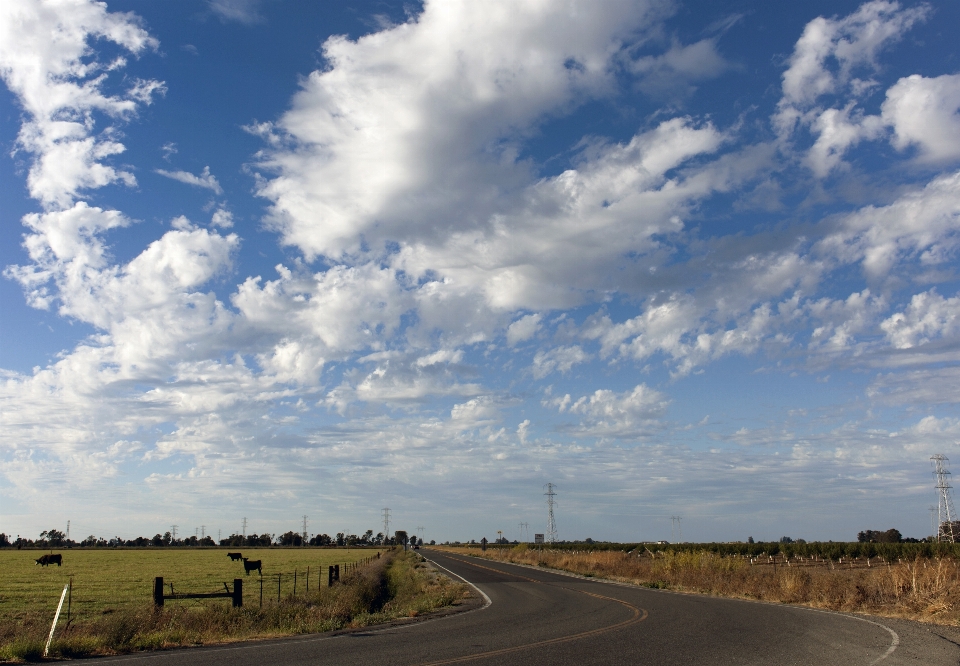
[156,166,223,194]
[551,384,669,436]
[773,1,929,175]
[881,290,960,349]
[882,74,960,163]
[0,0,162,208]
[506,314,542,346]
[532,346,590,379]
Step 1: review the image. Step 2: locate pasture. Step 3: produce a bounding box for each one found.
[0,548,377,624]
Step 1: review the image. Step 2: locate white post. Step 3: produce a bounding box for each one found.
[44,583,69,657]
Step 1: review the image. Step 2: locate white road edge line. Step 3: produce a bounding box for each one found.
[460,553,900,664]
[422,556,493,610]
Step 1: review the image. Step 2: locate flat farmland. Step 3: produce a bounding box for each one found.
[0,548,378,623]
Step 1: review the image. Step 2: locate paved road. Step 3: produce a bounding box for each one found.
[89,549,959,665]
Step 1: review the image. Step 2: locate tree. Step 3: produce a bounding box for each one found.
[395,530,409,549]
[277,531,303,546]
[747,536,754,544]
[40,529,65,546]
[410,535,418,547]
[858,529,902,543]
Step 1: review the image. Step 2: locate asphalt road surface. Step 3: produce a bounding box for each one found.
[87,548,959,665]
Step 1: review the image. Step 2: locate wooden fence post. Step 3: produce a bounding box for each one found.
[232,579,243,608]
[153,577,164,607]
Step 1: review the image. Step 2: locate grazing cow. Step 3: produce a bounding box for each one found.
[35,554,62,567]
[227,552,243,561]
[242,558,261,575]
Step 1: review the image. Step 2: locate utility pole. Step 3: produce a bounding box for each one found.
[382,508,391,542]
[544,483,558,543]
[933,455,958,542]
[302,515,308,546]
[242,517,248,539]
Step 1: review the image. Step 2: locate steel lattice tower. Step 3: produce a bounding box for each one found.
[382,508,391,541]
[544,483,558,543]
[932,455,958,543]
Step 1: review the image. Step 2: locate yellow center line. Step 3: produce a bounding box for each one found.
[420,555,648,665]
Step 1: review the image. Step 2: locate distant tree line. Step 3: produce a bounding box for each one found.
[0,527,416,548]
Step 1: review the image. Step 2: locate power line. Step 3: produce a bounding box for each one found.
[544,483,558,543]
[932,454,957,543]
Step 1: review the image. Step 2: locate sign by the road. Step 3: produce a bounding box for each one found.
[534,534,544,544]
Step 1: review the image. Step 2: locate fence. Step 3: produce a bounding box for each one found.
[0,548,382,624]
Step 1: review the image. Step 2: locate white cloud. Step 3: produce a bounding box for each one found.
[777,1,928,112]
[211,207,234,228]
[208,0,264,25]
[628,37,731,98]
[816,170,960,281]
[532,345,590,379]
[506,314,542,346]
[0,0,162,208]
[882,74,960,163]
[774,1,929,175]
[881,290,960,349]
[155,166,223,194]
[552,384,669,435]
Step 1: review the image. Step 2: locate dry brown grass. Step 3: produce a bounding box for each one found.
[452,546,960,625]
[0,550,468,662]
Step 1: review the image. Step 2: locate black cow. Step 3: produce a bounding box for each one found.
[35,554,62,567]
[227,552,243,561]
[242,558,261,575]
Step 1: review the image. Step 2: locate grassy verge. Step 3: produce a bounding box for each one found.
[0,550,468,662]
[448,545,960,626]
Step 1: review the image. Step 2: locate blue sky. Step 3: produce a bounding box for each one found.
[2,0,960,544]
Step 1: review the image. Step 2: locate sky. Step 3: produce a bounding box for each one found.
[2,0,960,545]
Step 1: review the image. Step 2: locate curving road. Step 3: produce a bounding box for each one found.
[88,548,959,665]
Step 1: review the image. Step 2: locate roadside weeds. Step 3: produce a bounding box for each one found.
[452,546,960,626]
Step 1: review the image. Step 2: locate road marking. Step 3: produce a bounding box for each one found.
[420,554,648,665]
[446,551,901,664]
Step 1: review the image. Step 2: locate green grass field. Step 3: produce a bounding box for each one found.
[0,548,378,623]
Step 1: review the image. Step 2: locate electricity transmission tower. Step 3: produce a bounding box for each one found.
[66,521,70,542]
[518,522,529,542]
[932,455,958,543]
[241,517,248,538]
[671,516,682,543]
[302,515,308,546]
[417,526,425,544]
[171,525,178,541]
[382,508,391,541]
[544,483,558,543]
